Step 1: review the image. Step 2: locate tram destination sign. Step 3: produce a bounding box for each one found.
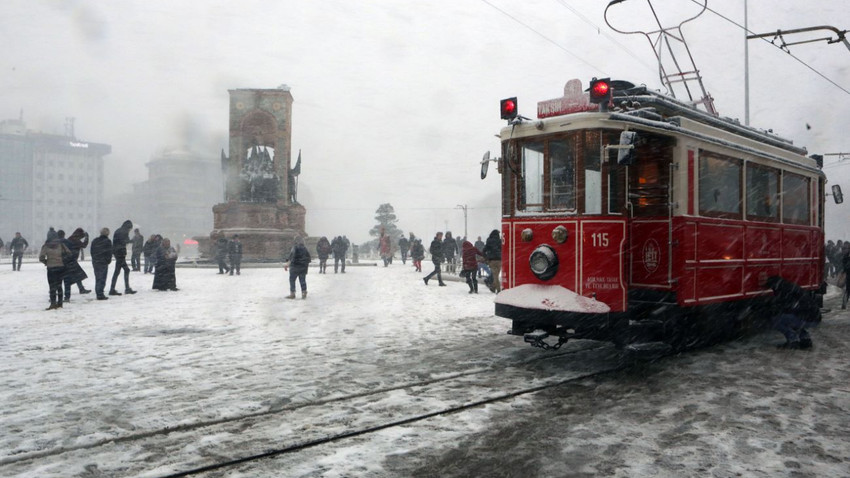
[537,78,599,118]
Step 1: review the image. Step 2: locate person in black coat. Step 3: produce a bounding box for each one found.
[215,234,231,274]
[142,234,158,274]
[130,228,144,271]
[398,235,410,265]
[423,232,446,286]
[483,229,502,293]
[763,275,821,349]
[10,232,28,271]
[152,238,179,291]
[109,220,136,295]
[62,227,91,301]
[316,236,331,274]
[442,231,458,273]
[228,235,243,275]
[286,236,311,299]
[90,228,113,300]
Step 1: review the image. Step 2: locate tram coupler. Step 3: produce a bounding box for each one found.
[523,330,570,351]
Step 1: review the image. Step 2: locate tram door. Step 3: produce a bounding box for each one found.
[627,135,675,290]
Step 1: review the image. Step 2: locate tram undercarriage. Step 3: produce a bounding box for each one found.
[502,293,779,360]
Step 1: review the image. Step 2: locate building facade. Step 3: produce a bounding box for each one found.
[132,148,223,245]
[0,118,109,246]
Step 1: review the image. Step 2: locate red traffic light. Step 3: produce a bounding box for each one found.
[588,78,612,104]
[500,97,518,120]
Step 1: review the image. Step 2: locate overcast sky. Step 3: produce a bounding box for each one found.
[2,0,849,243]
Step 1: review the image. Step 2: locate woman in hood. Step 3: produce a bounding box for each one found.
[39,228,71,310]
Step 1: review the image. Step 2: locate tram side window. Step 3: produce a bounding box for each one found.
[521,142,545,212]
[699,153,742,218]
[783,172,810,225]
[746,163,779,221]
[549,139,576,210]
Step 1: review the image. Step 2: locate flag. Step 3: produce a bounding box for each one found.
[292,150,301,176]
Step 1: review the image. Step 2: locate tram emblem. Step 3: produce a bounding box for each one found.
[642,239,660,273]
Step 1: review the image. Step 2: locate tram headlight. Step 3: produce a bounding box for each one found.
[529,244,559,281]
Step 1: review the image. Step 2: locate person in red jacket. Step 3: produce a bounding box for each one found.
[461,240,484,294]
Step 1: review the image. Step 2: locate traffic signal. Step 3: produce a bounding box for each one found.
[500,97,518,120]
[588,78,612,104]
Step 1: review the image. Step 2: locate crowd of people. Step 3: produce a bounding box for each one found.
[13,220,181,310]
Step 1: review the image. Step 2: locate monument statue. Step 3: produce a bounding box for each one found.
[200,87,308,261]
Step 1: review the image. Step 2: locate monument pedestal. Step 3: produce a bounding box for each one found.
[197,201,307,262]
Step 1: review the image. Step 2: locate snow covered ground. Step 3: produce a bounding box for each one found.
[1,257,849,477]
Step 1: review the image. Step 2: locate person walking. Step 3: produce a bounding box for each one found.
[152,238,179,291]
[109,220,136,296]
[143,234,158,274]
[483,229,502,293]
[379,229,392,267]
[228,235,243,275]
[423,232,447,286]
[474,235,486,277]
[398,234,410,265]
[90,227,112,300]
[10,232,28,271]
[763,275,821,349]
[841,242,850,309]
[443,231,458,273]
[411,238,425,272]
[316,236,331,273]
[62,228,91,301]
[461,239,484,294]
[215,234,231,274]
[130,228,144,271]
[285,236,311,299]
[39,228,71,310]
[332,236,347,273]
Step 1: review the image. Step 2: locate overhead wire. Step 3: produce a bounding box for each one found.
[550,0,658,75]
[691,0,850,96]
[479,0,605,72]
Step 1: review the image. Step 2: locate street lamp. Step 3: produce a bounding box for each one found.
[456,204,468,239]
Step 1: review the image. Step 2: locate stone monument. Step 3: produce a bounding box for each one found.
[200,86,307,261]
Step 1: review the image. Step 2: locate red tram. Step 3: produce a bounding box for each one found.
[484,78,828,355]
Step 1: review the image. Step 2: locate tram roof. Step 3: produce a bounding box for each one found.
[500,82,821,175]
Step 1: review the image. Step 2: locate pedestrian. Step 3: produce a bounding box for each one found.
[443,231,458,273]
[483,229,502,293]
[143,234,158,274]
[228,235,243,275]
[461,239,484,294]
[215,233,231,274]
[62,227,91,301]
[316,236,332,273]
[411,238,425,272]
[10,232,28,271]
[109,220,137,296]
[90,227,112,300]
[332,235,347,273]
[474,235,486,277]
[763,275,820,349]
[130,228,144,271]
[285,236,311,299]
[423,232,447,286]
[39,228,70,310]
[152,238,179,291]
[398,234,410,265]
[379,229,392,267]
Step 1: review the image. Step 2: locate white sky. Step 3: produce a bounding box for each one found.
[2,0,849,243]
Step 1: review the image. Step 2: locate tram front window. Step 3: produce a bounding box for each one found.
[521,142,544,211]
[550,139,575,210]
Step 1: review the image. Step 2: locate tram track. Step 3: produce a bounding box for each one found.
[0,341,616,476]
